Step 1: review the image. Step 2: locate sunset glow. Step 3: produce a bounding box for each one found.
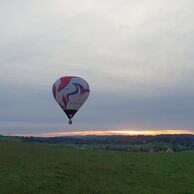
[19,129,194,137]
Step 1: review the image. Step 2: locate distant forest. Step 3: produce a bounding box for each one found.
[20,134,194,152]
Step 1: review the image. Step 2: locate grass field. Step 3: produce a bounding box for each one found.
[0,139,194,194]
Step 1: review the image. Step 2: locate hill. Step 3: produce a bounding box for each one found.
[21,134,194,152]
[0,139,194,194]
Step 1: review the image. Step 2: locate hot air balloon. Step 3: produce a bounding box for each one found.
[52,76,90,124]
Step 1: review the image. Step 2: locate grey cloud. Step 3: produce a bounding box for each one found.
[0,0,194,135]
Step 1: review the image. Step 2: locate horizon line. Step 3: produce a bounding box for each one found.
[17,129,194,137]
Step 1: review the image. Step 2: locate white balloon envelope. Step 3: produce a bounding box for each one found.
[52,76,90,124]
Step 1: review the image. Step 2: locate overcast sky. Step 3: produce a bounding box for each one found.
[0,0,194,135]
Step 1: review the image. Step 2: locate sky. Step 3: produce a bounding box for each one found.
[0,0,194,136]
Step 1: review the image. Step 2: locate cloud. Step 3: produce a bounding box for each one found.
[0,0,194,134]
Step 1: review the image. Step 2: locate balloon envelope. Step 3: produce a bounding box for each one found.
[52,76,90,123]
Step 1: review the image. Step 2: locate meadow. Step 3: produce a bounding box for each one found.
[0,139,194,194]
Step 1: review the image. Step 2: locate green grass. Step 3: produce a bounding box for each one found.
[0,140,194,194]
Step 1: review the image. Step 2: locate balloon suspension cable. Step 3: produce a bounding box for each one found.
[68,119,72,125]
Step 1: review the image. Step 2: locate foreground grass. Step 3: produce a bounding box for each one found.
[0,140,194,194]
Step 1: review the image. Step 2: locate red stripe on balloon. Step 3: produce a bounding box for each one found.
[58,77,72,92]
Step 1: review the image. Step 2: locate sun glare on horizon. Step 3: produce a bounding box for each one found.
[19,129,194,137]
